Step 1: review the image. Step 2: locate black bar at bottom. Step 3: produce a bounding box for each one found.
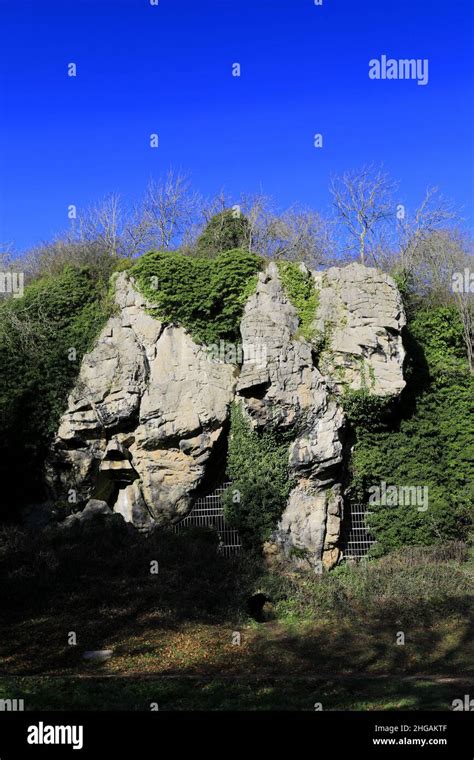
[0,711,472,758]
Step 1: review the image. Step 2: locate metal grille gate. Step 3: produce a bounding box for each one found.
[342,502,376,560]
[175,488,375,561]
[174,482,241,557]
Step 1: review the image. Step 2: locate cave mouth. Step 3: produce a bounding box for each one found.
[91,469,138,508]
[247,592,270,622]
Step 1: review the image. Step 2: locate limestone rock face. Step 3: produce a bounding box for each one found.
[237,264,345,567]
[131,324,235,524]
[47,262,406,562]
[60,499,113,529]
[47,273,236,528]
[312,263,406,396]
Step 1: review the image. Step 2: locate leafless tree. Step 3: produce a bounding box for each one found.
[458,288,474,373]
[138,170,200,250]
[234,194,335,267]
[330,164,397,264]
[410,229,473,371]
[15,172,199,282]
[201,189,230,225]
[263,206,334,266]
[396,186,459,274]
[0,243,17,284]
[76,193,123,257]
[238,192,271,253]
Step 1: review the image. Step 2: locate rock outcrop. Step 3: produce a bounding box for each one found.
[313,264,406,396]
[47,262,406,565]
[236,263,346,566]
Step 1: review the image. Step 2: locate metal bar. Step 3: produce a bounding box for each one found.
[174,482,241,554]
[342,502,376,561]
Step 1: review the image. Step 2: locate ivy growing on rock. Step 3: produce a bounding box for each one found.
[276,261,319,342]
[347,305,473,555]
[0,266,113,514]
[342,388,393,431]
[130,249,262,345]
[223,403,295,551]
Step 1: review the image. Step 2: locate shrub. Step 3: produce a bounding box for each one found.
[259,543,472,623]
[0,266,112,513]
[0,521,260,620]
[113,257,135,273]
[347,304,474,555]
[342,388,392,431]
[223,403,294,550]
[195,210,250,258]
[130,248,262,344]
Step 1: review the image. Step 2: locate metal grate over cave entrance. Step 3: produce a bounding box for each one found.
[341,502,376,560]
[174,488,376,561]
[174,482,241,558]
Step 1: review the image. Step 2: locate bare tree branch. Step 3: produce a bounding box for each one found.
[330,164,397,264]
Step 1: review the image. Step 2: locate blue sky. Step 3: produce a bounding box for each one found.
[0,0,473,251]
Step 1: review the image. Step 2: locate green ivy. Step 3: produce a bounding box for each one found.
[0,266,113,513]
[342,388,393,431]
[347,305,473,555]
[276,262,319,341]
[130,249,262,345]
[223,403,295,551]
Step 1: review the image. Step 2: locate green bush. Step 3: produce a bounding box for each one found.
[342,388,392,431]
[130,248,262,344]
[347,305,474,555]
[260,543,471,623]
[0,266,112,513]
[113,257,135,273]
[195,210,250,258]
[276,261,319,341]
[223,403,294,550]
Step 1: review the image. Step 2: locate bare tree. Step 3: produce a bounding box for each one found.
[0,243,17,281]
[396,186,458,274]
[17,173,200,282]
[138,170,199,250]
[238,192,271,253]
[330,164,396,264]
[123,199,155,258]
[263,206,333,266]
[79,193,123,257]
[201,189,230,225]
[235,194,334,267]
[457,287,474,373]
[409,229,473,371]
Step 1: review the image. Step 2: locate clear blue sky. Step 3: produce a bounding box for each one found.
[0,0,473,251]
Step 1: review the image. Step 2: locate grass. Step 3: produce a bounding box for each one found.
[2,613,472,680]
[0,675,470,711]
[0,523,472,711]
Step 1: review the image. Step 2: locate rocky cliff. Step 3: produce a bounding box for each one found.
[46,262,406,566]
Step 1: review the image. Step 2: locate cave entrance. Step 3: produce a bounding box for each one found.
[340,501,376,560]
[174,481,241,558]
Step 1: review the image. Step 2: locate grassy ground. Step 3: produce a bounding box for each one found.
[1,675,471,711]
[1,522,472,710]
[2,615,472,679]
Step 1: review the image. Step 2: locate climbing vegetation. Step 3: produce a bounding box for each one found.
[347,304,473,555]
[0,266,113,513]
[223,403,295,551]
[276,261,319,341]
[130,248,262,344]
